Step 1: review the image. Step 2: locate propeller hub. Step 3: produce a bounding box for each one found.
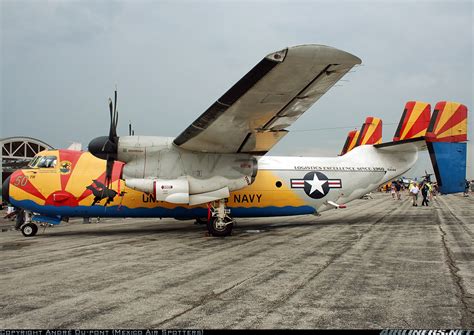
[88,136,118,160]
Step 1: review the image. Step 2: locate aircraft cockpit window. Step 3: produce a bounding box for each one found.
[36,156,57,168]
[28,156,41,168]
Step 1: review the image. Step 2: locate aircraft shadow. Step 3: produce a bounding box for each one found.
[37,216,369,238]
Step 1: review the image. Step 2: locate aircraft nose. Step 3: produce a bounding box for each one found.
[2,175,11,204]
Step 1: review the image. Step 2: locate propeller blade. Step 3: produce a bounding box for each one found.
[114,110,119,135]
[105,156,114,188]
[110,91,118,139]
[108,98,114,139]
[114,90,117,115]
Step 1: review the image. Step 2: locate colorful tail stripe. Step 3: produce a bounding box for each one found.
[393,101,431,141]
[340,129,359,155]
[425,101,468,142]
[355,117,382,146]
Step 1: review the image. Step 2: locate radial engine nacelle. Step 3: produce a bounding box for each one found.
[115,136,258,205]
[125,175,252,206]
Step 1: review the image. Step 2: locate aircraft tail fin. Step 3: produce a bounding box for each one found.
[375,100,468,194]
[355,117,383,146]
[393,101,431,141]
[426,101,468,194]
[425,101,467,142]
[340,130,359,155]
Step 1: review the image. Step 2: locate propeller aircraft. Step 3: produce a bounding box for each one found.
[2,45,469,237]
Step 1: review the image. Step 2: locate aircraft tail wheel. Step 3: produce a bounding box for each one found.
[21,223,38,237]
[207,216,233,237]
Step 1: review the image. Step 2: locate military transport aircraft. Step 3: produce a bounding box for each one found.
[2,44,468,237]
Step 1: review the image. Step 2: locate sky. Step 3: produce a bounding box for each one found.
[1,0,473,179]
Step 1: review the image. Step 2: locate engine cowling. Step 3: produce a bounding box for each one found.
[126,178,189,204]
[125,175,252,205]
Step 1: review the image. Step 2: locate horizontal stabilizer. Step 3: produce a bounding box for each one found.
[425,101,468,142]
[355,117,382,146]
[340,129,359,155]
[374,137,427,152]
[393,101,431,141]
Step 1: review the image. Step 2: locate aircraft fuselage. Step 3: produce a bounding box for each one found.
[4,144,418,221]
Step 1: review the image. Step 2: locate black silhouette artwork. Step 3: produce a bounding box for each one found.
[86,179,119,206]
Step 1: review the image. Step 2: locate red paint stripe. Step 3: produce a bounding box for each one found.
[403,105,431,139]
[59,150,83,190]
[399,102,415,139]
[13,171,46,201]
[426,101,448,137]
[364,120,383,144]
[434,105,467,136]
[341,130,357,155]
[427,134,467,143]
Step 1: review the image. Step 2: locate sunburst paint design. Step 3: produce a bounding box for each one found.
[393,101,431,141]
[426,101,468,143]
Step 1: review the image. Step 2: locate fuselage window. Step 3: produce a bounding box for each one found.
[37,156,57,168]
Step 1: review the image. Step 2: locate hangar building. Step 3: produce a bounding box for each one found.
[1,136,53,185]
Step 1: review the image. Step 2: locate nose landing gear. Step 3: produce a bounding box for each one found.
[21,223,38,237]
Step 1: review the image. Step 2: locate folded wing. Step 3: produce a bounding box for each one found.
[174,44,361,154]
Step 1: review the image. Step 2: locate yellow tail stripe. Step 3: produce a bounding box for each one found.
[436,119,467,139]
[435,102,461,134]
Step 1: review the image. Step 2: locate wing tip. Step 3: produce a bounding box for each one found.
[285,44,362,65]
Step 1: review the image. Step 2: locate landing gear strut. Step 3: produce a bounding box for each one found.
[16,210,38,237]
[207,199,234,237]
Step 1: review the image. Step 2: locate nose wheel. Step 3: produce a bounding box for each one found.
[207,199,234,237]
[21,223,38,237]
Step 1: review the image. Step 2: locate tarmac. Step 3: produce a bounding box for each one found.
[0,192,473,329]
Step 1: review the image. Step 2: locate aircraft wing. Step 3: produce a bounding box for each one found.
[174,44,361,154]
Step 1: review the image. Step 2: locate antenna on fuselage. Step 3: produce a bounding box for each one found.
[128,121,135,136]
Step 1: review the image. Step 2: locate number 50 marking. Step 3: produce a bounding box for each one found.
[14,176,28,187]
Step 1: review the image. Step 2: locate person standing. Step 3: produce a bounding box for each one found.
[394,181,402,200]
[421,182,430,206]
[410,183,420,206]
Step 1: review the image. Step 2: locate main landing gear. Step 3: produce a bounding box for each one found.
[207,199,234,237]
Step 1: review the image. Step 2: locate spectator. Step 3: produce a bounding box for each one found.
[421,182,430,206]
[394,181,402,200]
[410,183,420,206]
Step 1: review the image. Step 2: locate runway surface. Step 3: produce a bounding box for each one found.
[1,192,473,329]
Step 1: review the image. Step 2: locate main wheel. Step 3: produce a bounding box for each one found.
[21,223,38,237]
[207,217,233,237]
